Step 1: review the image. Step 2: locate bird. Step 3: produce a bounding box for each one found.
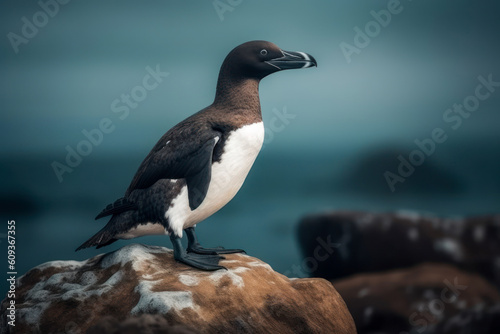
[76,40,317,270]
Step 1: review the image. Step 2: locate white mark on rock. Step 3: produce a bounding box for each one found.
[395,210,423,223]
[17,302,51,325]
[61,283,112,301]
[20,268,86,325]
[473,225,485,243]
[363,307,374,323]
[142,274,155,280]
[131,281,196,315]
[357,288,370,298]
[61,271,123,301]
[356,214,376,229]
[27,289,51,301]
[219,260,240,264]
[178,274,200,287]
[441,218,465,236]
[25,271,75,301]
[104,270,124,286]
[80,271,98,286]
[247,261,273,271]
[208,267,250,288]
[434,238,463,261]
[32,259,88,273]
[415,301,427,312]
[408,227,419,241]
[100,244,168,271]
[47,272,75,285]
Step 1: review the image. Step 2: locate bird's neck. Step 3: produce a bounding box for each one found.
[213,75,262,118]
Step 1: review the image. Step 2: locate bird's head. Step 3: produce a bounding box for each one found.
[220,40,317,80]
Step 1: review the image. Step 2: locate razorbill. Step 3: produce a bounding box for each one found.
[76,40,317,270]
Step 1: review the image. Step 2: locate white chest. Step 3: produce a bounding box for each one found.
[167,122,265,236]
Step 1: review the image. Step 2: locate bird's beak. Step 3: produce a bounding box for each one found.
[266,50,317,71]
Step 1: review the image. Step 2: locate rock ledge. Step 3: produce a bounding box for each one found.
[1,244,356,334]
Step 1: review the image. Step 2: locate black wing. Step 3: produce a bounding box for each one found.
[126,126,221,211]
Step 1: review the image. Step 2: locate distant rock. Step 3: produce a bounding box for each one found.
[0,244,356,334]
[0,193,40,216]
[425,302,500,334]
[336,147,463,195]
[297,211,500,286]
[333,263,500,334]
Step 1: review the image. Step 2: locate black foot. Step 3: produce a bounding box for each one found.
[175,252,226,271]
[170,234,226,271]
[185,227,246,255]
[188,244,246,255]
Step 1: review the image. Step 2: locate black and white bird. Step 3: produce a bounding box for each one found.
[76,41,317,270]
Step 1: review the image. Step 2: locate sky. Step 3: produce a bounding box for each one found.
[1,0,499,157]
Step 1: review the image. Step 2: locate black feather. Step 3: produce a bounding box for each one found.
[186,161,212,210]
[125,126,221,196]
[95,197,137,220]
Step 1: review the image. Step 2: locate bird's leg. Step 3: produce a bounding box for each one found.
[169,233,226,271]
[185,226,246,255]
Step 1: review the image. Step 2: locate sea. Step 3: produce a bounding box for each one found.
[1,142,499,295]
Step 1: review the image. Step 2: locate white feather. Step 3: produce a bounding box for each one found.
[116,222,167,239]
[166,122,264,236]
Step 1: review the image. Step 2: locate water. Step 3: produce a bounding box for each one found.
[1,144,499,295]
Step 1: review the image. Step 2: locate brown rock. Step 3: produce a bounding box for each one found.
[87,315,200,334]
[333,263,500,334]
[0,244,356,334]
[297,211,500,286]
[426,303,500,334]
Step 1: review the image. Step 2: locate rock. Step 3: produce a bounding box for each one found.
[87,315,200,334]
[336,147,464,195]
[0,244,356,334]
[426,303,500,334]
[332,263,500,334]
[297,211,500,286]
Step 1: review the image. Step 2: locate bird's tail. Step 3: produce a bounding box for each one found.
[76,225,118,251]
[95,197,137,220]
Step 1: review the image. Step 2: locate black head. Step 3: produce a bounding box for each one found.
[220,40,317,80]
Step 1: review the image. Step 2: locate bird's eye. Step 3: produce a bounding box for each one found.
[260,49,268,56]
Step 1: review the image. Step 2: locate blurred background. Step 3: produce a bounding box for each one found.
[1,0,499,331]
